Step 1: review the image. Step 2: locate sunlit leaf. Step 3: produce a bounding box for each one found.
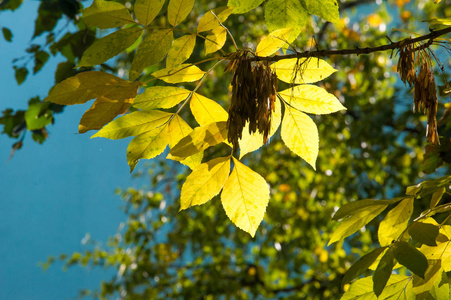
[134,0,166,26]
[190,93,228,126]
[133,86,191,110]
[412,260,443,297]
[129,28,173,80]
[197,6,234,32]
[180,156,230,210]
[25,102,52,130]
[264,0,307,43]
[342,275,412,300]
[255,28,292,57]
[205,26,227,55]
[378,197,413,246]
[81,0,135,29]
[421,242,451,272]
[373,248,395,297]
[152,64,205,83]
[91,110,172,140]
[430,187,446,208]
[392,241,428,278]
[333,197,404,221]
[221,157,269,237]
[303,0,340,25]
[342,247,387,288]
[424,17,451,26]
[272,58,337,84]
[409,221,439,246]
[166,34,196,68]
[168,0,195,27]
[227,0,264,14]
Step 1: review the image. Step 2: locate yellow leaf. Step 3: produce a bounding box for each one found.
[134,0,166,26]
[81,0,135,29]
[133,86,191,110]
[167,115,203,169]
[180,156,230,210]
[239,97,282,158]
[169,121,227,159]
[197,6,234,32]
[168,0,195,27]
[44,71,140,105]
[127,125,169,172]
[421,242,451,271]
[129,29,173,80]
[281,105,318,169]
[190,93,228,126]
[78,27,142,67]
[255,28,292,57]
[378,197,414,246]
[166,34,196,69]
[272,58,337,84]
[91,110,172,139]
[278,85,346,115]
[205,26,227,55]
[152,64,205,83]
[221,158,269,237]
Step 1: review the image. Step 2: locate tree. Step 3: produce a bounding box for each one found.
[3,0,451,299]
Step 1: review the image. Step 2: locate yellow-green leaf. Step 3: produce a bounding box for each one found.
[303,0,340,26]
[127,125,169,172]
[373,248,395,297]
[342,275,413,300]
[412,260,443,297]
[152,64,205,83]
[272,58,337,84]
[255,28,292,57]
[409,221,439,246]
[180,156,230,210]
[169,121,227,159]
[129,29,173,80]
[81,0,135,29]
[78,27,142,67]
[392,241,428,278]
[168,0,195,27]
[378,197,414,247]
[134,0,166,26]
[281,106,318,169]
[424,17,451,26]
[227,0,264,14]
[221,158,269,237]
[44,71,139,105]
[342,247,387,288]
[190,93,228,126]
[91,110,172,139]
[166,34,196,68]
[421,242,451,271]
[205,26,227,55]
[197,6,234,32]
[133,86,191,110]
[430,187,446,208]
[239,97,282,158]
[278,85,345,115]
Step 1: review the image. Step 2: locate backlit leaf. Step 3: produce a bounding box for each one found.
[221,158,269,237]
[197,6,234,32]
[281,105,318,169]
[134,0,166,26]
[81,0,135,29]
[378,197,413,246]
[303,0,340,25]
[278,85,345,115]
[78,27,142,67]
[168,0,195,27]
[421,242,451,271]
[152,64,205,83]
[264,0,307,43]
[91,110,172,139]
[129,28,173,80]
[342,275,412,300]
[180,156,230,210]
[272,58,337,84]
[393,241,428,278]
[227,0,264,13]
[333,198,404,220]
[255,28,292,57]
[424,17,451,26]
[412,260,443,297]
[205,26,227,55]
[169,121,227,159]
[342,247,387,288]
[190,93,228,126]
[25,102,52,130]
[127,125,169,172]
[166,34,196,68]
[430,187,445,208]
[373,248,395,297]
[133,86,191,110]
[409,221,439,246]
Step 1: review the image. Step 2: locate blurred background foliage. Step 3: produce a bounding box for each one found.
[2,0,451,298]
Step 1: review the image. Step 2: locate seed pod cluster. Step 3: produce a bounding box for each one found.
[397,44,416,86]
[225,51,278,150]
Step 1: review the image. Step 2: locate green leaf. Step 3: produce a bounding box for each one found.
[129,29,173,80]
[81,0,135,29]
[14,66,28,85]
[278,85,345,115]
[409,221,439,246]
[255,28,292,57]
[221,157,269,237]
[281,104,318,169]
[341,275,412,300]
[180,157,230,210]
[190,93,229,126]
[205,26,227,55]
[133,86,191,110]
[152,64,205,83]
[303,0,340,25]
[271,58,337,84]
[25,102,52,130]
[166,34,196,68]
[373,248,395,297]
[197,6,234,32]
[333,198,404,221]
[406,183,422,195]
[227,0,264,14]
[167,0,195,27]
[412,260,443,297]
[378,197,414,247]
[393,241,428,278]
[33,50,49,74]
[91,110,172,140]
[77,27,142,67]
[127,125,169,172]
[430,187,446,208]
[134,0,166,26]
[423,17,451,26]
[169,121,228,159]
[342,247,387,288]
[2,27,12,42]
